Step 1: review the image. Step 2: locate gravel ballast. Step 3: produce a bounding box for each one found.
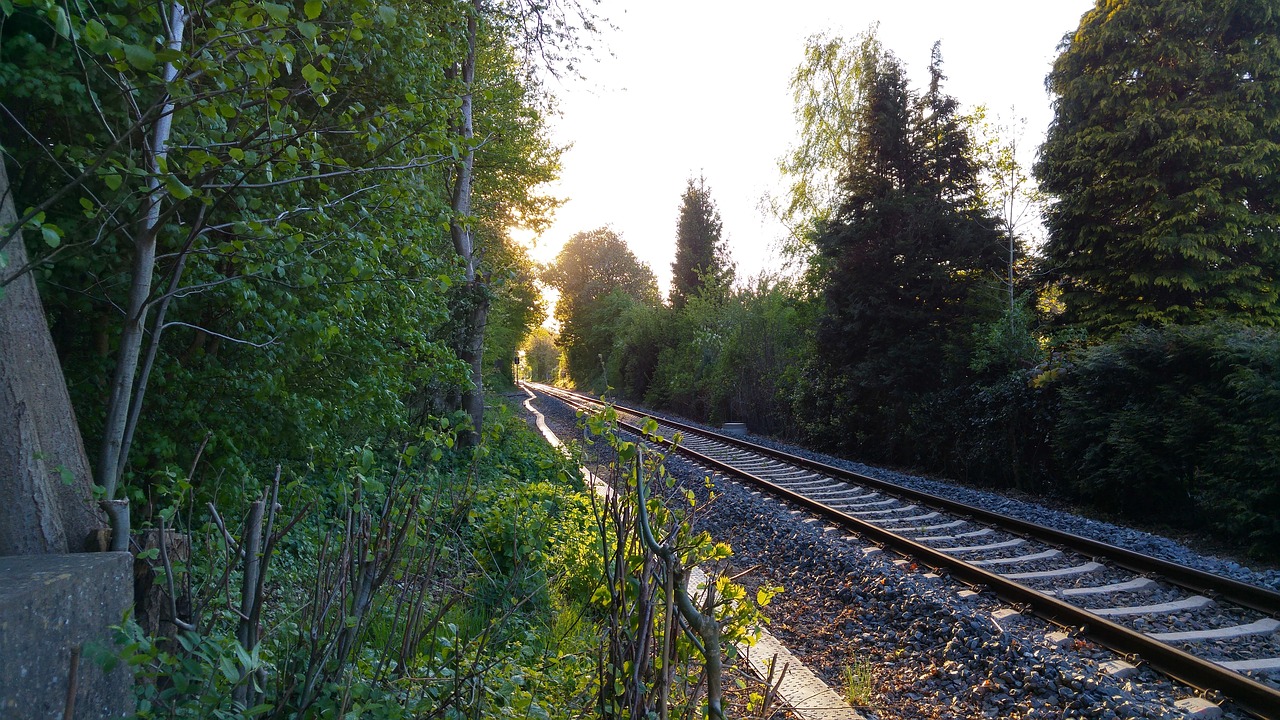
[516,389,1272,719]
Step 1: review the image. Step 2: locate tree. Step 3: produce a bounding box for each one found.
[0,157,102,555]
[520,327,561,383]
[447,6,566,440]
[766,28,884,257]
[971,110,1043,331]
[1,0,566,549]
[3,0,473,542]
[670,176,733,308]
[1035,0,1280,336]
[543,227,659,386]
[810,46,1003,454]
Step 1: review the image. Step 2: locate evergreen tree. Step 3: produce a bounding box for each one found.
[670,177,733,308]
[1036,0,1280,336]
[817,49,999,375]
[811,48,1003,454]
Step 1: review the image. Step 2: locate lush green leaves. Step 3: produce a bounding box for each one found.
[543,227,660,388]
[1036,0,1280,335]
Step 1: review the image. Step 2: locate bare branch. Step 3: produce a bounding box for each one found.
[158,321,277,349]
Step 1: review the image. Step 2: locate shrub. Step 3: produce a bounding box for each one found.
[1054,324,1280,556]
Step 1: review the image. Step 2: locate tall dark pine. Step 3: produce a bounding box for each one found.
[917,42,980,209]
[1036,0,1280,336]
[816,50,999,381]
[812,48,1002,454]
[670,177,732,308]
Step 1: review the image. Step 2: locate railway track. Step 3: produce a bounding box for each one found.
[525,382,1280,719]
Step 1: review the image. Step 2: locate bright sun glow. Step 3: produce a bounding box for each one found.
[530,1,1094,298]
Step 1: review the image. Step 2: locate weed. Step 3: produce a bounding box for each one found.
[842,661,874,706]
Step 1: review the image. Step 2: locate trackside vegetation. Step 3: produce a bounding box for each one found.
[544,6,1280,560]
[1,0,771,715]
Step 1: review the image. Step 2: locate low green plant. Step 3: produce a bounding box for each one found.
[107,405,614,720]
[842,661,874,706]
[583,407,777,720]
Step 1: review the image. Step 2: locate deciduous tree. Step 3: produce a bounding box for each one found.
[0,158,102,555]
[767,28,883,257]
[543,227,659,386]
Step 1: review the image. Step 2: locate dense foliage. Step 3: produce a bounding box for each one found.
[547,14,1280,560]
[1055,324,1280,554]
[807,45,1005,458]
[542,227,660,387]
[1036,0,1280,336]
[3,0,775,716]
[2,0,563,495]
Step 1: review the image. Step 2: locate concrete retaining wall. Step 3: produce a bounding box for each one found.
[0,552,135,719]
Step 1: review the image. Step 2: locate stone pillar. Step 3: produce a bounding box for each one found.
[0,552,135,719]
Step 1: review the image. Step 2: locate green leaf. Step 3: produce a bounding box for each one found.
[48,5,71,37]
[220,656,239,683]
[83,19,109,44]
[163,175,193,200]
[262,2,289,22]
[296,21,319,40]
[103,173,122,191]
[377,5,396,25]
[301,63,322,83]
[304,0,321,19]
[41,225,61,248]
[123,44,156,70]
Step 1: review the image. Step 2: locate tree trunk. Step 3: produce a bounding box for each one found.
[0,158,103,555]
[450,2,487,443]
[98,2,187,499]
[459,290,489,441]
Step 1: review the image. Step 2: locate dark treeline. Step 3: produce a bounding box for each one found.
[543,5,1280,559]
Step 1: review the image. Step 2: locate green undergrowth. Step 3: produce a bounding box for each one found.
[106,400,769,719]
[111,402,607,719]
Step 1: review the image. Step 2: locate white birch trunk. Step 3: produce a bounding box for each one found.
[98,3,188,504]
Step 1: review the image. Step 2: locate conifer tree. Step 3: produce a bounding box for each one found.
[815,49,1001,386]
[670,177,733,308]
[1036,0,1280,335]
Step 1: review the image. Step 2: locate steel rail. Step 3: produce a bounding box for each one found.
[528,383,1280,719]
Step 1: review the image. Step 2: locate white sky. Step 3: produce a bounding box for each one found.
[520,1,1096,297]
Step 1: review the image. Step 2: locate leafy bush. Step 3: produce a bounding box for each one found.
[109,404,613,719]
[1054,324,1280,555]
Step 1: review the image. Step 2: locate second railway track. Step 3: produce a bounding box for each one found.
[525,382,1280,719]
